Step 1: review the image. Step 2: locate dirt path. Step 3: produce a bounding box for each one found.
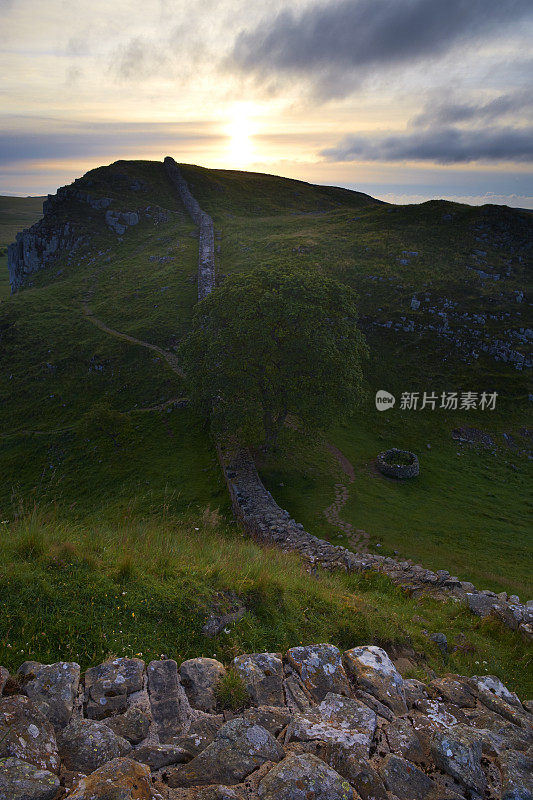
[81,302,185,379]
[323,441,369,553]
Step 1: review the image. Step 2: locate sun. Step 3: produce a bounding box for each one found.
[226,102,258,168]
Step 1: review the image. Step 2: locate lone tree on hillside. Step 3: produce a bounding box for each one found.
[179,266,368,450]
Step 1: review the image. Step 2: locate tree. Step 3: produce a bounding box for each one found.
[179,266,368,450]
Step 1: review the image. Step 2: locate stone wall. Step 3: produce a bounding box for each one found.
[377,449,420,479]
[0,645,531,798]
[164,157,215,300]
[168,165,532,638]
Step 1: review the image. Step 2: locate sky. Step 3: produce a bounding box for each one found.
[1,0,533,206]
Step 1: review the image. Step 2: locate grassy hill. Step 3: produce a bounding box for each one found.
[0,160,531,694]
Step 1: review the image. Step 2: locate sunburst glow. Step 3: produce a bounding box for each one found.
[226,103,258,168]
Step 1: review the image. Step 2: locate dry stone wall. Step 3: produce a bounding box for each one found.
[167,162,533,638]
[1,647,531,799]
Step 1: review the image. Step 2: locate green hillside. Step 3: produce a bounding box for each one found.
[1,159,531,694]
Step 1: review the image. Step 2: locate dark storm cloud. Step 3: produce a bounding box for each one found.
[322,126,533,163]
[413,90,533,127]
[0,122,220,166]
[231,0,533,96]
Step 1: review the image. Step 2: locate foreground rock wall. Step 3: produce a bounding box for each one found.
[167,161,532,637]
[1,645,531,799]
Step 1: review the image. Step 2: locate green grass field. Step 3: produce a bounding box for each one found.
[0,160,531,694]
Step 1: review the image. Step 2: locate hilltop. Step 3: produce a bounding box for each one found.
[0,160,531,699]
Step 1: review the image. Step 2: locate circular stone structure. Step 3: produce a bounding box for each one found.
[377,448,419,479]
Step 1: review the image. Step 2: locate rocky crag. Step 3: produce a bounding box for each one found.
[163,158,531,638]
[1,645,531,799]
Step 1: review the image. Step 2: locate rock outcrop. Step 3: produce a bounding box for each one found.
[0,645,531,798]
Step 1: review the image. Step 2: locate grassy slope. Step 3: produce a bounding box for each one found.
[181,164,532,598]
[0,160,531,696]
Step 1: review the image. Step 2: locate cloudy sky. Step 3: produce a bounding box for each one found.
[2,0,532,205]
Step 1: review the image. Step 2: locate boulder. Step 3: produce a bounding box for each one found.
[179,658,226,713]
[103,706,151,744]
[286,644,351,701]
[342,646,407,715]
[168,718,284,787]
[0,757,60,800]
[172,714,225,758]
[19,661,80,729]
[286,692,376,757]
[58,718,131,773]
[471,674,521,708]
[0,695,60,773]
[429,675,476,708]
[84,658,144,720]
[68,757,151,799]
[431,724,486,793]
[148,659,192,742]
[257,753,354,799]
[379,754,435,800]
[384,717,426,765]
[233,653,284,707]
[132,742,189,768]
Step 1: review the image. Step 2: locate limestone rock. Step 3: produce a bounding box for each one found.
[148,659,192,743]
[19,661,80,729]
[168,718,284,787]
[85,658,144,720]
[257,753,354,799]
[58,718,131,774]
[379,753,435,799]
[471,674,521,708]
[498,749,533,800]
[286,692,376,757]
[286,644,351,701]
[431,724,486,793]
[342,645,407,715]
[103,706,151,744]
[233,653,284,707]
[68,757,151,799]
[179,658,226,713]
[0,695,60,773]
[0,757,60,800]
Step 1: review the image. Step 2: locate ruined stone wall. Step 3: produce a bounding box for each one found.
[166,164,532,638]
[164,156,215,300]
[1,645,531,798]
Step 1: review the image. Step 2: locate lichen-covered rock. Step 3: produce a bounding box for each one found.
[472,674,522,708]
[19,661,80,729]
[58,718,131,774]
[233,653,284,707]
[68,757,151,799]
[428,674,476,708]
[168,718,284,787]
[179,658,226,713]
[0,757,60,800]
[379,754,435,799]
[384,717,426,765]
[431,724,486,793]
[148,659,192,743]
[132,742,190,768]
[103,706,151,744]
[286,692,376,757]
[242,706,292,736]
[172,714,225,759]
[403,678,428,708]
[0,696,60,773]
[498,749,533,800]
[85,658,144,720]
[257,753,354,799]
[342,646,407,715]
[286,644,351,702]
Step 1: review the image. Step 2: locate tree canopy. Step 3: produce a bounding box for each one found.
[179,266,368,449]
